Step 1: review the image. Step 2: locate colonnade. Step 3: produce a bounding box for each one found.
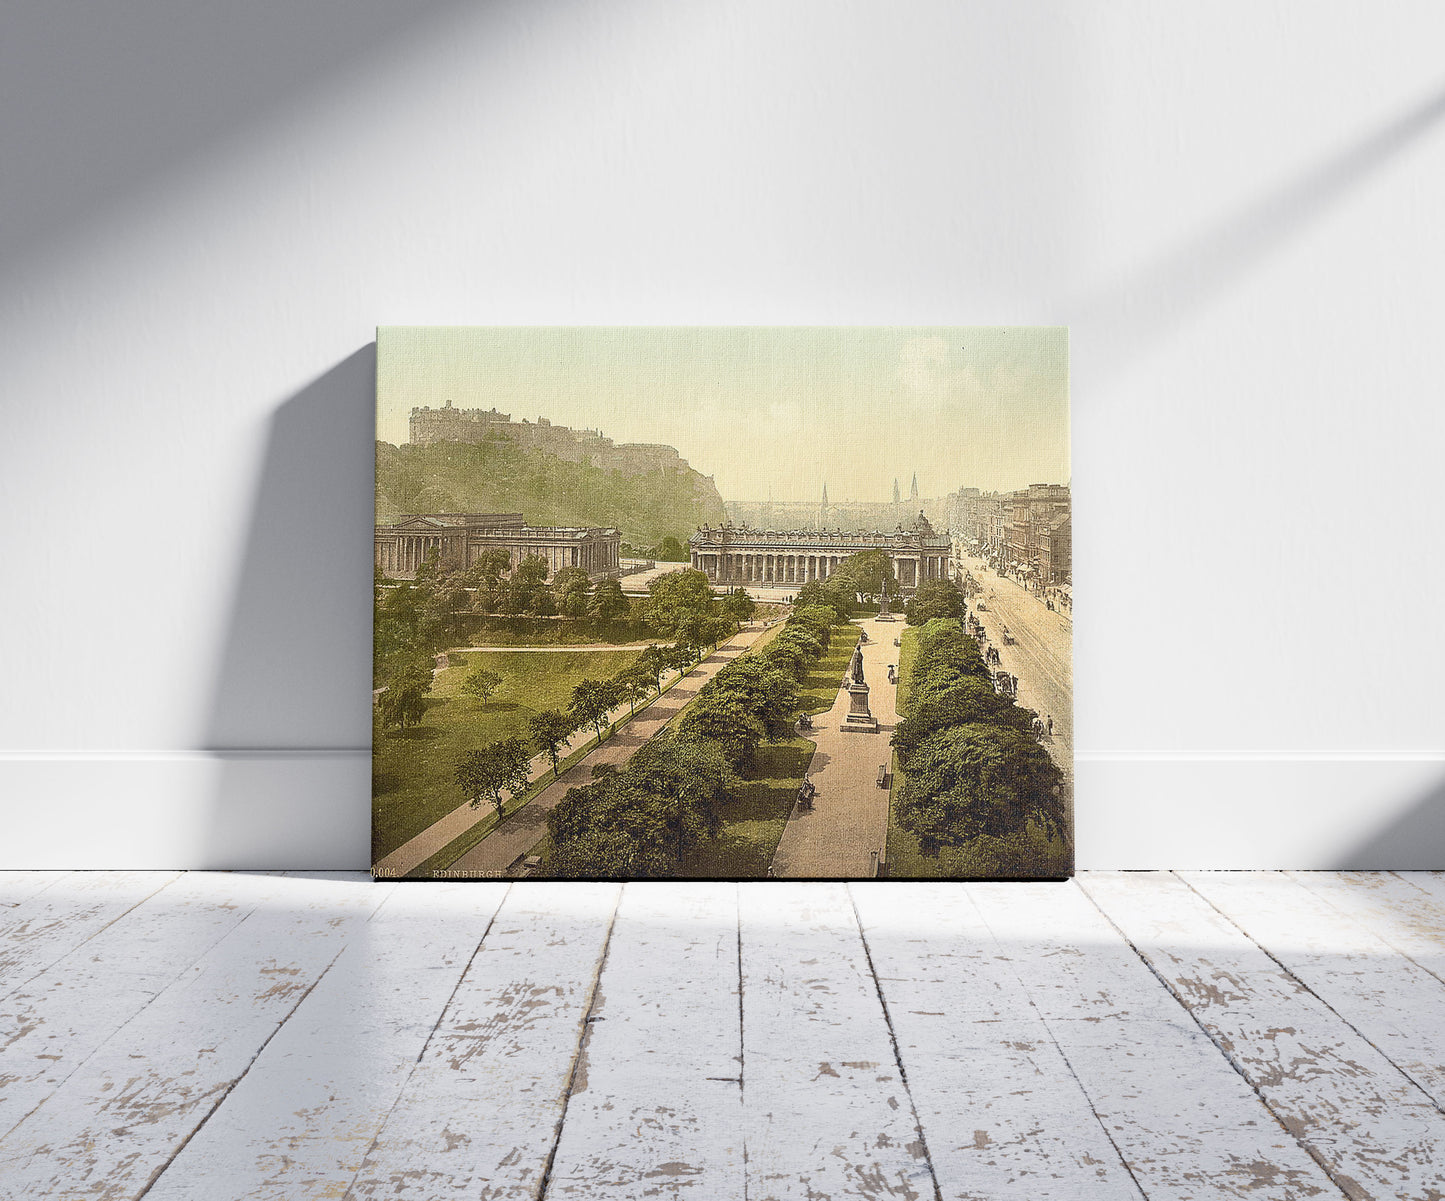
[377,535,459,576]
[690,550,951,587]
[377,535,619,580]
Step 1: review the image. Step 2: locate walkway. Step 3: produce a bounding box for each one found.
[429,626,769,877]
[770,617,900,878]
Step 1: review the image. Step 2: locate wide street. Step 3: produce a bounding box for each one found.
[960,554,1073,781]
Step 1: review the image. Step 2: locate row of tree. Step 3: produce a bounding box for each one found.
[891,618,1065,858]
[375,559,754,705]
[387,549,635,621]
[544,605,839,878]
[450,638,714,818]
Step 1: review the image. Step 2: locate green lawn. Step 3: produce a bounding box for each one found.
[884,624,1069,878]
[372,647,644,862]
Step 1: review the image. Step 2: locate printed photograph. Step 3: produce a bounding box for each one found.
[373,327,1071,880]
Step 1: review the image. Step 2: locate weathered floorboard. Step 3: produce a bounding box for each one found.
[851,882,1143,1200]
[1084,871,1445,1199]
[1184,871,1445,1112]
[0,871,182,1001]
[739,882,938,1201]
[0,871,289,1141]
[0,870,67,908]
[976,881,1342,1200]
[543,883,744,1198]
[145,882,509,1201]
[1288,871,1445,983]
[345,883,620,1199]
[0,873,389,1199]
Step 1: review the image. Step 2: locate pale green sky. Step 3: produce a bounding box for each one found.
[377,327,1069,501]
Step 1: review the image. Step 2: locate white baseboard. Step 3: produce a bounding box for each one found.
[0,752,1441,870]
[0,751,370,870]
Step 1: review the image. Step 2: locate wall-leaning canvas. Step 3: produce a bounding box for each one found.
[373,327,1071,880]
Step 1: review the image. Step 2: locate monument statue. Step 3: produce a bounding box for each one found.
[842,636,878,734]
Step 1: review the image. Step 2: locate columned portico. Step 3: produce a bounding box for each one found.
[689,514,951,595]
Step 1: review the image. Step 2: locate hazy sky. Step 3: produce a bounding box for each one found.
[377,327,1068,501]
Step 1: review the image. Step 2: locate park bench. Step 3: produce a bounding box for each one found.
[876,764,888,789]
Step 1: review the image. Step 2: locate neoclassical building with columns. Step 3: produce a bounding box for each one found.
[376,513,620,581]
[689,513,951,593]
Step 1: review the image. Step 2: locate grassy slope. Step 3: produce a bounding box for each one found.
[372,647,643,862]
[375,438,726,548]
[885,624,1069,878]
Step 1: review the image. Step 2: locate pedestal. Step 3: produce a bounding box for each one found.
[840,681,878,734]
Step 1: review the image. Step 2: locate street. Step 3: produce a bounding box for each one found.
[961,555,1073,782]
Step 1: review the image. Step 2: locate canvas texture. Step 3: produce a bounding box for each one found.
[373,327,1071,880]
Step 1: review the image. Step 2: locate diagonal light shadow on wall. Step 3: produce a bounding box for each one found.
[1073,83,1445,385]
[0,0,478,279]
[199,346,376,868]
[1335,771,1445,870]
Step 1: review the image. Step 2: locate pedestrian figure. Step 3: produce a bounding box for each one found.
[1032,716,1043,737]
[1047,714,1054,736]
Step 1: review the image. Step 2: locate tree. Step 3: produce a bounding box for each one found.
[455,736,533,814]
[794,578,854,623]
[461,666,504,704]
[644,569,714,636]
[721,588,756,622]
[614,665,654,715]
[892,677,1030,763]
[514,554,550,587]
[905,578,967,625]
[651,535,689,562]
[789,606,836,647]
[570,678,623,744]
[589,577,630,620]
[893,724,1064,857]
[377,680,427,731]
[830,549,896,603]
[464,547,513,590]
[553,566,592,618]
[707,657,799,739]
[545,732,738,877]
[529,708,578,779]
[662,642,696,676]
[676,691,767,770]
[635,644,670,694]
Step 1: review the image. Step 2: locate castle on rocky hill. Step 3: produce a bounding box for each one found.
[408,401,692,477]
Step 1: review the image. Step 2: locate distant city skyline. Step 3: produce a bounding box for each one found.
[377,327,1069,501]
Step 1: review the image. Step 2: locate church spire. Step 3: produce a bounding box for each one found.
[892,478,901,504]
[821,481,829,506]
[910,472,919,501]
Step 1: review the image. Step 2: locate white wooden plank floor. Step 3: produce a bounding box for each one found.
[3,874,1445,1200]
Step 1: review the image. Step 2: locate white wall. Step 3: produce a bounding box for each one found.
[2,0,1442,869]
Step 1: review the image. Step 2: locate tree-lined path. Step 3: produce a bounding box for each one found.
[770,617,900,878]
[406,626,771,878]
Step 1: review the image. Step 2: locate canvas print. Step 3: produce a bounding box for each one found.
[373,327,1071,880]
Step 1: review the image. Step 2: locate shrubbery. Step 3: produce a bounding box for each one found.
[546,602,835,878]
[891,619,1065,858]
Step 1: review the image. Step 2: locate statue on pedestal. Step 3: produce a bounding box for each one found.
[841,638,878,734]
